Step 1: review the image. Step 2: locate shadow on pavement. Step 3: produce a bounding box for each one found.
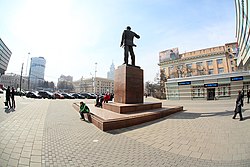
[4,108,15,113]
[108,109,247,134]
[4,108,11,113]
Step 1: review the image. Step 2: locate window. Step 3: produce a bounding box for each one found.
[231,60,234,65]
[208,69,214,74]
[186,63,192,69]
[218,67,224,74]
[218,84,230,97]
[207,60,213,66]
[232,67,235,72]
[217,59,223,64]
[192,86,205,98]
[196,62,203,67]
[187,72,192,77]
[169,66,174,71]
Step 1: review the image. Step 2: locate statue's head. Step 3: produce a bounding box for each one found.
[126,26,131,30]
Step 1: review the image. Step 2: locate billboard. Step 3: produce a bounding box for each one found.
[159,48,179,63]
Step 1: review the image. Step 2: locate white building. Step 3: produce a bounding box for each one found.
[28,57,46,90]
[107,61,115,80]
[235,0,250,69]
[0,73,28,90]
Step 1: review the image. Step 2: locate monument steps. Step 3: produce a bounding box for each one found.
[73,102,183,131]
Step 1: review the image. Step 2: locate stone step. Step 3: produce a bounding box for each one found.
[103,102,162,114]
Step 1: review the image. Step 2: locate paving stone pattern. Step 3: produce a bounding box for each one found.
[0,95,250,167]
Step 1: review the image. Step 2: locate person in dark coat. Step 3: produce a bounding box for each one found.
[233,90,244,121]
[95,94,100,107]
[120,26,140,66]
[11,87,16,109]
[5,86,11,109]
[247,90,250,104]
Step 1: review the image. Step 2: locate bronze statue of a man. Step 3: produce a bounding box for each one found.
[120,26,140,66]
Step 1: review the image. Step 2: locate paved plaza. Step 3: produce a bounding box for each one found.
[0,94,250,167]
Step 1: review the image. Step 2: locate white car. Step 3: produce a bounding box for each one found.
[0,88,3,94]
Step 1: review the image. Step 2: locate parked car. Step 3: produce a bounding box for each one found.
[71,93,85,99]
[0,88,3,94]
[14,89,26,96]
[61,93,75,99]
[80,93,96,99]
[26,92,42,99]
[53,92,65,99]
[38,91,55,99]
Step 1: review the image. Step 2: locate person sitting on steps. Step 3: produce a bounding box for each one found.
[79,101,91,122]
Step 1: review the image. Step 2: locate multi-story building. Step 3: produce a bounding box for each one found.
[58,75,73,82]
[0,38,12,76]
[73,77,114,94]
[0,73,28,90]
[160,43,238,79]
[28,57,46,90]
[235,0,250,68]
[107,61,115,80]
[158,42,250,100]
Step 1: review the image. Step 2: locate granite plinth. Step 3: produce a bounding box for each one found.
[114,64,143,104]
[103,102,162,114]
[73,103,183,131]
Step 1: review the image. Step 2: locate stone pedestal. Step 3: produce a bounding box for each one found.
[114,64,143,104]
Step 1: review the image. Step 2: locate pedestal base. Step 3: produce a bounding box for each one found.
[114,64,143,104]
[103,102,162,114]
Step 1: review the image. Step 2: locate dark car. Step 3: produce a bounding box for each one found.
[14,90,26,96]
[26,92,42,99]
[80,93,96,99]
[61,93,75,99]
[71,93,85,99]
[38,91,55,99]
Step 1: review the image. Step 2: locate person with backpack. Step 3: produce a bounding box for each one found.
[79,101,91,122]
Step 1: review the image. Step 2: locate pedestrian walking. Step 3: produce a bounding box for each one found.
[11,87,16,109]
[233,90,244,121]
[5,86,11,109]
[247,90,250,103]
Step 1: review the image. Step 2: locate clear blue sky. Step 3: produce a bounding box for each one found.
[0,0,236,84]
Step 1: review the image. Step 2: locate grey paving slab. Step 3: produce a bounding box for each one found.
[0,94,250,166]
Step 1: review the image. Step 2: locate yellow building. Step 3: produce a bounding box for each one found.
[158,43,250,100]
[159,43,238,79]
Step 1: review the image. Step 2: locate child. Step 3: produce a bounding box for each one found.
[79,101,91,122]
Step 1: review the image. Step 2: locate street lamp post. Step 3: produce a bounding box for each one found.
[90,73,93,93]
[94,62,97,94]
[19,63,24,92]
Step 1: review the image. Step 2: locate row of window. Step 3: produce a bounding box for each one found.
[168,85,231,98]
[169,58,236,71]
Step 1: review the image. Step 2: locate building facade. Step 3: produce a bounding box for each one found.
[159,43,238,80]
[73,77,114,94]
[158,42,245,100]
[166,71,250,100]
[58,75,73,82]
[0,38,12,76]
[0,73,28,90]
[235,0,250,68]
[28,57,46,90]
[107,61,115,80]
